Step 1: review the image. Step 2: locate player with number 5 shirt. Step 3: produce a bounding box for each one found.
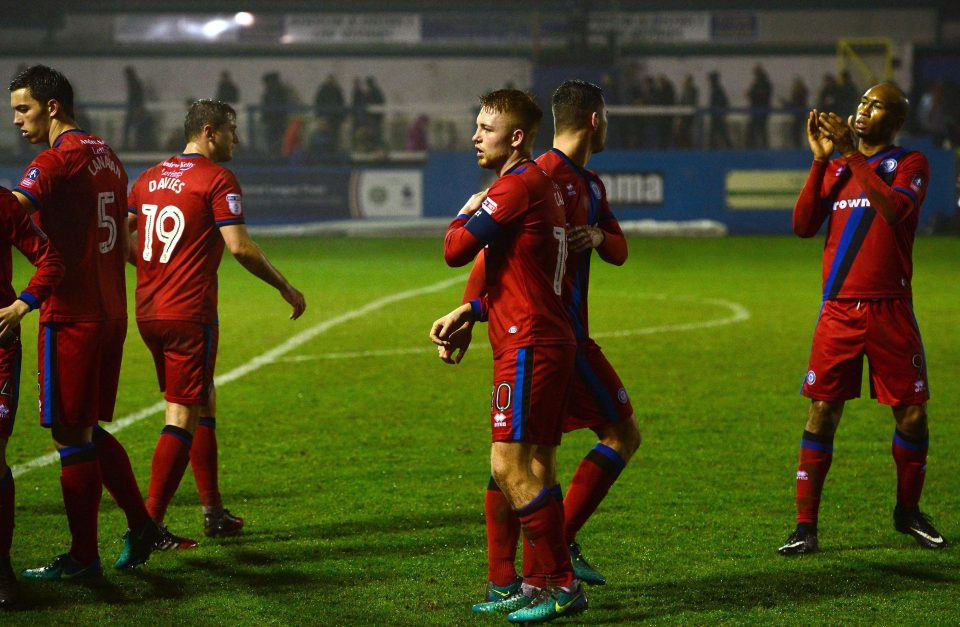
[128,99,305,550]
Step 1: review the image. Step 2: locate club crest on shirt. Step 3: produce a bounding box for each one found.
[226,193,242,215]
[565,183,576,197]
[481,197,498,214]
[590,181,601,200]
[805,370,816,385]
[910,176,924,192]
[617,387,628,404]
[834,165,846,177]
[0,404,8,421]
[880,158,898,173]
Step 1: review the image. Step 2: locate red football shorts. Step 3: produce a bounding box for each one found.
[490,344,575,447]
[564,339,633,434]
[39,320,126,428]
[0,338,22,440]
[137,320,218,406]
[802,298,929,406]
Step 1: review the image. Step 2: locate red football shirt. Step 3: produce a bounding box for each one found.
[0,187,64,310]
[444,160,574,356]
[537,149,627,340]
[15,130,128,322]
[128,154,245,323]
[793,147,927,299]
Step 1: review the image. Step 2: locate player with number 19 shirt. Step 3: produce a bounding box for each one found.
[129,154,243,324]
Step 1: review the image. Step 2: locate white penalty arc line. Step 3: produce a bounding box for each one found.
[278,296,751,363]
[10,274,468,478]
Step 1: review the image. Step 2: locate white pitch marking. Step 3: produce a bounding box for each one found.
[11,274,467,478]
[277,296,751,363]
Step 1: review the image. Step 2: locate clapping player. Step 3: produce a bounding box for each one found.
[779,83,946,555]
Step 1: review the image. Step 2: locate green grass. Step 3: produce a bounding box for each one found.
[5,236,960,624]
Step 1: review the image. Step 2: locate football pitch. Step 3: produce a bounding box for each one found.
[5,235,960,624]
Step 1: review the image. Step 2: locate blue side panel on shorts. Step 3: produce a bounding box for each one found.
[575,350,619,422]
[41,325,55,427]
[512,348,527,441]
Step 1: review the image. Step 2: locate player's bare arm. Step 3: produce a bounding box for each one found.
[567,225,604,253]
[459,190,487,217]
[429,302,474,348]
[817,111,857,158]
[220,223,306,320]
[125,213,139,265]
[10,190,36,214]
[806,109,835,161]
[0,299,30,344]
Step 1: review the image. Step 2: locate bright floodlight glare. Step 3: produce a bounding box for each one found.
[202,18,231,39]
[235,12,255,27]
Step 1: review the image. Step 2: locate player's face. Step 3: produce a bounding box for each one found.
[591,105,608,154]
[472,108,516,171]
[211,120,239,162]
[852,85,902,143]
[10,88,51,145]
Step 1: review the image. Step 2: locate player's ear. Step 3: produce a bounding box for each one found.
[46,99,60,118]
[590,111,600,131]
[510,128,524,149]
[203,123,217,142]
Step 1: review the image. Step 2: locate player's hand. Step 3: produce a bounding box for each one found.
[437,320,473,364]
[817,111,857,158]
[430,303,473,347]
[458,190,487,217]
[281,284,306,320]
[0,300,29,348]
[567,225,604,253]
[806,109,834,161]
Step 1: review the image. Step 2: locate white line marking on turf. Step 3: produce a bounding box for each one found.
[11,274,467,478]
[278,296,750,363]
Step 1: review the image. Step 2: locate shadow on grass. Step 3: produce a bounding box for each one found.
[588,557,960,623]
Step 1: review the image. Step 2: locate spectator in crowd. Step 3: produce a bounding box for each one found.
[122,66,146,151]
[313,74,346,152]
[365,76,386,149]
[674,74,698,149]
[215,71,239,104]
[782,76,809,149]
[817,73,841,115]
[350,76,368,151]
[405,114,429,152]
[707,71,732,149]
[654,73,676,149]
[837,69,860,118]
[918,80,950,147]
[260,71,289,156]
[745,63,772,149]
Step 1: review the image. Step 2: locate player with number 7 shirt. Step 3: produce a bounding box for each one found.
[127,99,305,551]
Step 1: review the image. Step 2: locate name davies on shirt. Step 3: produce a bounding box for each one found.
[147,175,186,194]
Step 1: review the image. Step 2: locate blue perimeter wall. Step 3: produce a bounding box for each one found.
[426,146,956,234]
[0,145,953,235]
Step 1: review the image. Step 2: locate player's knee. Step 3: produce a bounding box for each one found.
[600,416,641,460]
[806,401,842,436]
[894,404,928,438]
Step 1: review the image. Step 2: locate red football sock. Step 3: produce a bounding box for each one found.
[892,430,928,509]
[146,426,194,522]
[484,477,520,586]
[565,444,625,543]
[795,430,833,525]
[93,425,149,530]
[191,418,222,510]
[516,489,573,589]
[0,469,13,558]
[59,444,102,565]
